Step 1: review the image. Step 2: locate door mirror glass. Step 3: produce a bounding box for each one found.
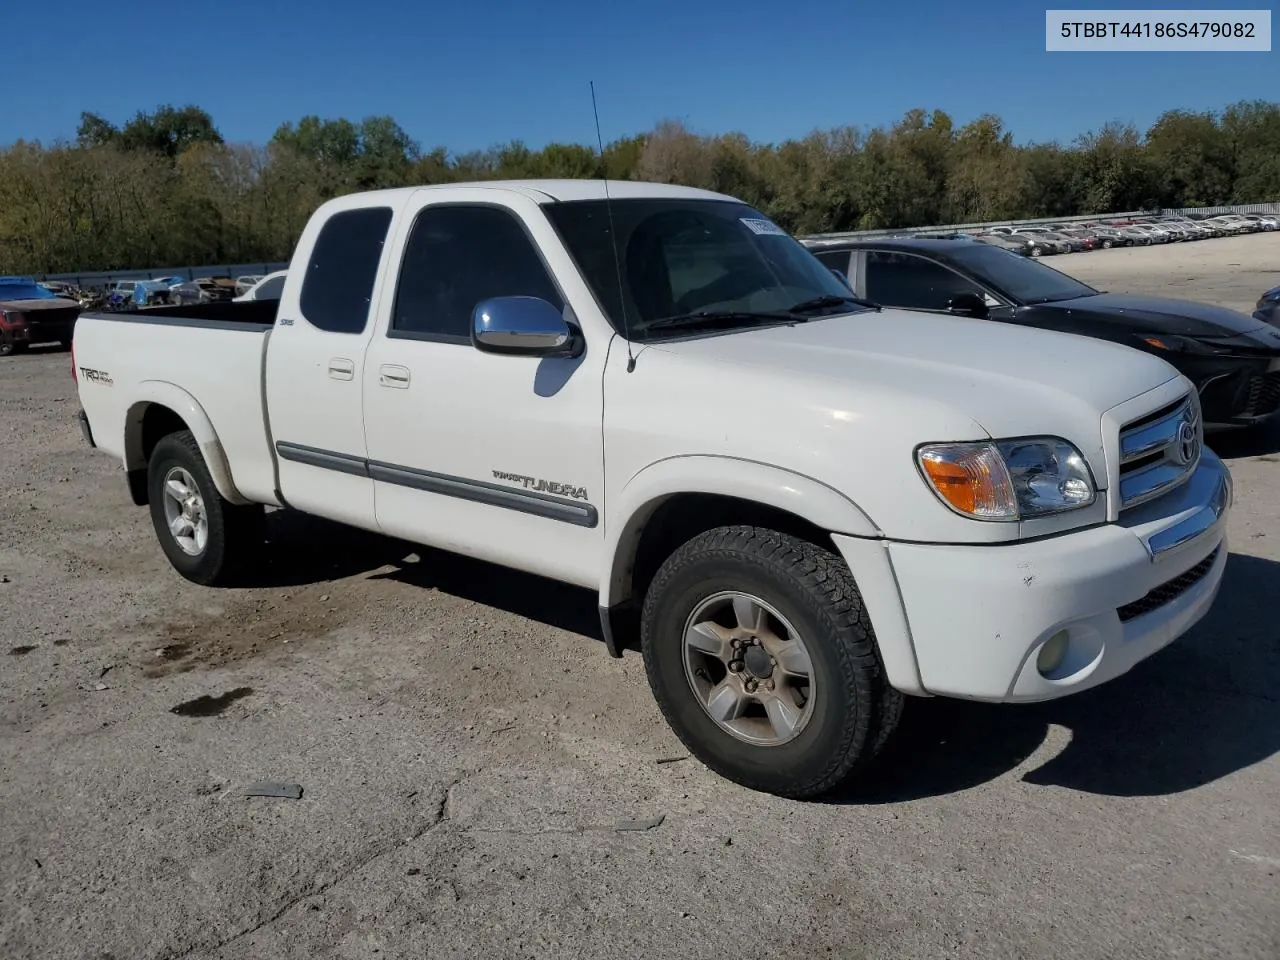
[946,291,989,318]
[472,296,581,357]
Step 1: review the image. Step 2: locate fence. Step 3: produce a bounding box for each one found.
[1161,202,1280,217]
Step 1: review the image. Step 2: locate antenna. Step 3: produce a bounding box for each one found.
[590,80,636,373]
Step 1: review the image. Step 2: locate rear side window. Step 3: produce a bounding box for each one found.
[390,205,563,342]
[299,206,393,334]
[255,275,286,300]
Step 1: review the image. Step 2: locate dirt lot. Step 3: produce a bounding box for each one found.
[2,233,1279,960]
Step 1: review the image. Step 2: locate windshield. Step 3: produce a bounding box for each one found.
[542,198,859,339]
[0,281,57,301]
[948,243,1099,304]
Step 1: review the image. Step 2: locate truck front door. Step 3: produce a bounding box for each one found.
[360,189,606,588]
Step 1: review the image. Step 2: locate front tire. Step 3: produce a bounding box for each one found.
[146,430,264,586]
[640,525,903,799]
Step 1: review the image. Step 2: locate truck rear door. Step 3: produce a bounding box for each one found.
[264,201,395,530]
[360,188,606,589]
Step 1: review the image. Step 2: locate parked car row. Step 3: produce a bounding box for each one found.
[908,211,1278,258]
[804,235,1280,430]
[86,272,277,312]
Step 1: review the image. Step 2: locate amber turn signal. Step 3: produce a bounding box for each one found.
[917,443,1018,520]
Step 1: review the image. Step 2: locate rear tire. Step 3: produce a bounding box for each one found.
[640,525,903,799]
[146,430,264,586]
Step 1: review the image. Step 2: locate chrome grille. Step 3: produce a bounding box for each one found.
[1117,392,1202,512]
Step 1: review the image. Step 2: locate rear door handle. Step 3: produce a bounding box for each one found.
[328,358,355,381]
[379,364,410,388]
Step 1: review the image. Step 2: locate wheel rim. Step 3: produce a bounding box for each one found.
[161,466,208,556]
[681,591,816,747]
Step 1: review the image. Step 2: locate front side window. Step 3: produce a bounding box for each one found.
[390,205,563,342]
[862,251,985,311]
[948,243,1098,304]
[543,198,857,340]
[299,206,393,334]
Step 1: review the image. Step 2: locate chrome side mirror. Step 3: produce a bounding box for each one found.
[471,296,582,358]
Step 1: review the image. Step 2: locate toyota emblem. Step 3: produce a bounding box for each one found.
[1175,418,1199,465]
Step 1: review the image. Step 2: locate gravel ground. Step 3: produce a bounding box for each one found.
[2,233,1278,960]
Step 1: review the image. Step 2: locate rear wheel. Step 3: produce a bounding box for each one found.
[641,525,903,799]
[146,430,264,586]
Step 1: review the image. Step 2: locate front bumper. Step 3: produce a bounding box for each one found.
[832,452,1232,703]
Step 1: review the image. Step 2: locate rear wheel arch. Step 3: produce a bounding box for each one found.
[122,386,250,506]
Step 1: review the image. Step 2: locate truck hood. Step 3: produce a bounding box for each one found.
[648,308,1182,441]
[1036,291,1269,338]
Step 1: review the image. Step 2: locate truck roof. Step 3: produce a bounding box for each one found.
[332,179,740,205]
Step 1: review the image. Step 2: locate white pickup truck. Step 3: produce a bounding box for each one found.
[73,179,1233,798]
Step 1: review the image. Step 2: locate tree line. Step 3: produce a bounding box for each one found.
[0,99,1277,274]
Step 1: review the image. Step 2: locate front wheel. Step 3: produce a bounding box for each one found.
[146,430,264,586]
[640,525,903,799]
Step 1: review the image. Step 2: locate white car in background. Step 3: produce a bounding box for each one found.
[234,275,265,297]
[234,270,287,302]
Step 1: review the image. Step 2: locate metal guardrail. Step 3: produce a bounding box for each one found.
[33,262,290,290]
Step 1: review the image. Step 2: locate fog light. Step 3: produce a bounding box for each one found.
[1036,630,1069,676]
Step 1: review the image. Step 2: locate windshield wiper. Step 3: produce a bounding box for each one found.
[643,310,802,333]
[786,294,881,314]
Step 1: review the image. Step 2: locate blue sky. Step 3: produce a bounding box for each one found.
[5,0,1274,152]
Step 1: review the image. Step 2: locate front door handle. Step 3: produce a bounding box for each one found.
[379,364,410,388]
[328,358,355,381]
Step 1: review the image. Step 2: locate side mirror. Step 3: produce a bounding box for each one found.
[830,267,853,290]
[946,291,989,318]
[472,296,582,358]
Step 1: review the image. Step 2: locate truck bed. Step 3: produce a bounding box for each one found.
[110,298,279,328]
[73,301,281,506]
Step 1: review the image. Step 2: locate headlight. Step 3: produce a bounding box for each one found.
[916,438,1096,521]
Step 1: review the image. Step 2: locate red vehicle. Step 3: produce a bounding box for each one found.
[0,277,82,356]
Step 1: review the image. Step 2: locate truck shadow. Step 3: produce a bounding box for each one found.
[835,551,1280,803]
[255,509,605,638]
[252,511,1278,802]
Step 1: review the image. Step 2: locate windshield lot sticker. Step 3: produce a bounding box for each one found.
[740,218,788,237]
